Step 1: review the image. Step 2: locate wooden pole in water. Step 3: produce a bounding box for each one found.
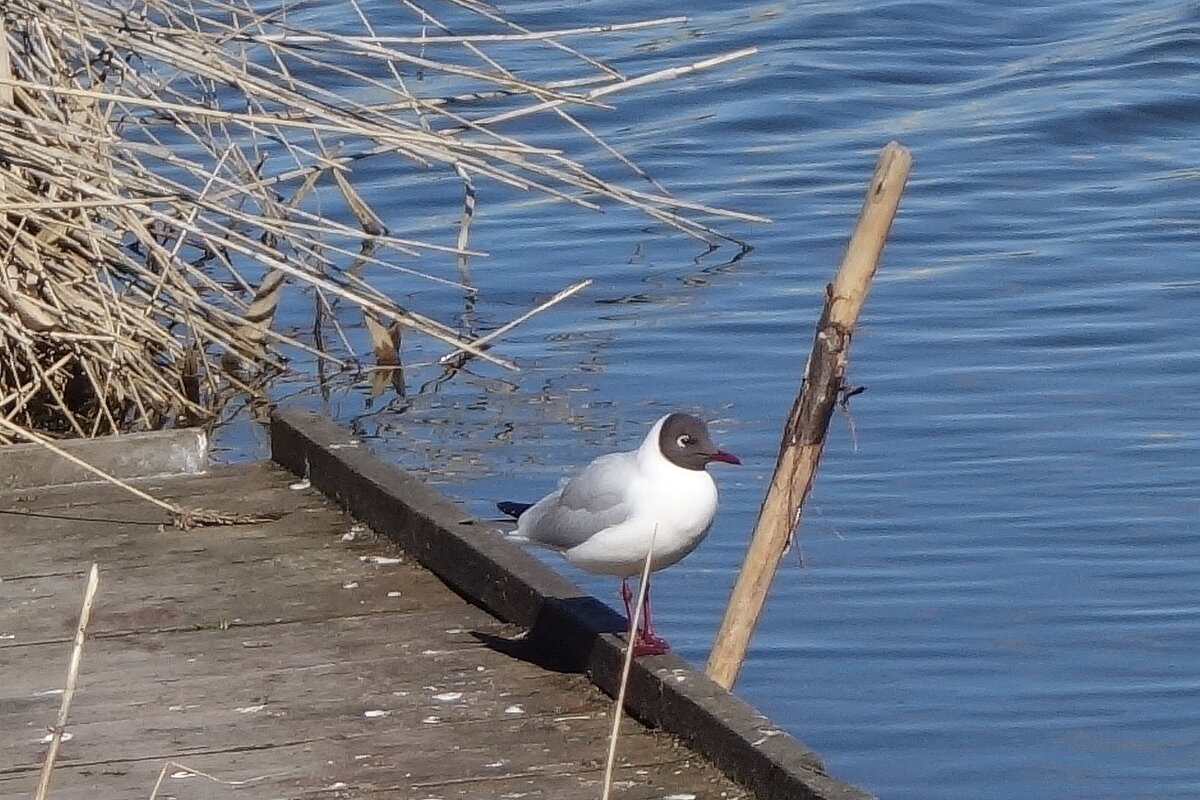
[706,142,912,690]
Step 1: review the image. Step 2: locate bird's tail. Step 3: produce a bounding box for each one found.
[497,500,533,520]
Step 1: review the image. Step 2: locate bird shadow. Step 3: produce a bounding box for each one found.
[470,594,627,674]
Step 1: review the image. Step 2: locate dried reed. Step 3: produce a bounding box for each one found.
[0,0,760,445]
[34,563,100,800]
[600,528,656,800]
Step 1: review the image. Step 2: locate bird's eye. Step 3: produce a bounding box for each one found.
[676,434,693,448]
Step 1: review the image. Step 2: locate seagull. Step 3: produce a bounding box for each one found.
[498,412,740,656]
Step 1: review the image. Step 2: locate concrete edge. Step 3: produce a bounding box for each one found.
[0,427,209,491]
[269,409,876,800]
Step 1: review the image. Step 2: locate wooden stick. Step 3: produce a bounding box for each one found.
[705,142,912,690]
[34,563,101,800]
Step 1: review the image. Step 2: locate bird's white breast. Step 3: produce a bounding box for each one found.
[563,456,719,577]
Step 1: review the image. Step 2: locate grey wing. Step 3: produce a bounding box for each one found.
[519,452,636,551]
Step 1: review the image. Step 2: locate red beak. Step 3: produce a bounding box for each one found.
[707,450,741,466]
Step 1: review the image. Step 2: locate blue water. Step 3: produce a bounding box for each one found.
[240,2,1200,798]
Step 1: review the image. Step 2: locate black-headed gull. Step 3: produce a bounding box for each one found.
[498,412,740,656]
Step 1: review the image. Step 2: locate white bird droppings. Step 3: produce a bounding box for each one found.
[341,524,367,541]
[342,581,359,589]
[504,704,525,715]
[170,771,194,779]
[387,591,402,597]
[364,709,390,718]
[432,692,462,702]
[665,794,697,800]
[39,732,72,743]
[235,704,266,714]
[288,479,311,490]
[751,728,783,746]
[422,716,441,724]
[360,555,402,565]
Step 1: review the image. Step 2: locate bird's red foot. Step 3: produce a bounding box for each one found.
[631,633,670,657]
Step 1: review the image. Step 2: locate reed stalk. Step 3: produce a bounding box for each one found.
[34,563,100,800]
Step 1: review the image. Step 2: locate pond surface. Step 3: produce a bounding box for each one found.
[228,2,1200,798]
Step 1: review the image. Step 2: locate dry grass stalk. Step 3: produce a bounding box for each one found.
[34,563,100,800]
[600,529,656,800]
[146,760,286,798]
[439,278,593,365]
[0,0,757,448]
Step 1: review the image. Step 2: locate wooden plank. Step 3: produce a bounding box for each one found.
[0,520,458,644]
[1,461,462,645]
[0,554,459,644]
[0,458,752,800]
[2,740,748,800]
[0,428,207,491]
[2,612,744,799]
[0,461,301,517]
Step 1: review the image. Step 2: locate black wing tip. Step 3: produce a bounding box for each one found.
[497,501,533,520]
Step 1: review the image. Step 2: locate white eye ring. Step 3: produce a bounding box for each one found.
[676,434,693,448]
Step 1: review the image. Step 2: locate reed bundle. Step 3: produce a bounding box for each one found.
[0,0,757,439]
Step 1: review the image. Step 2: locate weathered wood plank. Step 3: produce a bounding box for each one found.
[0,461,308,520]
[0,469,463,647]
[2,612,740,798]
[0,528,457,643]
[2,739,747,800]
[0,428,207,491]
[0,455,751,800]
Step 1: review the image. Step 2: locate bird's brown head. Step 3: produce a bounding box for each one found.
[658,413,741,471]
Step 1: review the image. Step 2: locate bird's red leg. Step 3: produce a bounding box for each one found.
[631,579,669,657]
[620,578,634,623]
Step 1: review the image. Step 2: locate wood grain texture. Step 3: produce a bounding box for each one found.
[0,461,747,800]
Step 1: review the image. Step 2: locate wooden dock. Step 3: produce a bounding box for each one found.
[0,411,872,800]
